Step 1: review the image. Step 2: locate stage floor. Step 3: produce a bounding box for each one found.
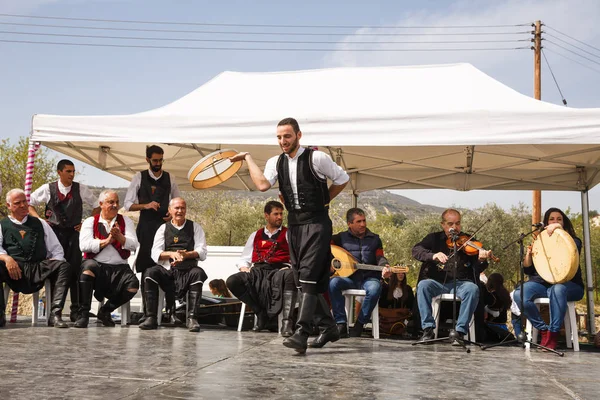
[0,320,598,400]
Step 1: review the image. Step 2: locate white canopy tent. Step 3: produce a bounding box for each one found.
[31,63,600,331]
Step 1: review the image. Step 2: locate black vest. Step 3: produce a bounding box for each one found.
[45,181,83,228]
[138,170,171,224]
[277,148,330,225]
[1,217,47,263]
[164,220,196,269]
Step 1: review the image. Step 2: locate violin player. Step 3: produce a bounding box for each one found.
[412,208,491,345]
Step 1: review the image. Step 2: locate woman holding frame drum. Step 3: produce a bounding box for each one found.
[514,207,584,351]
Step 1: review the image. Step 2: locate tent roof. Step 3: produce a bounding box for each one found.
[31,63,600,192]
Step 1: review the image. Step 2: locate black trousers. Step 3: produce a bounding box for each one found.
[81,259,139,305]
[288,218,332,294]
[145,264,207,297]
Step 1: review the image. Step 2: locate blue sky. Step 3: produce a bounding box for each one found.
[1,0,600,212]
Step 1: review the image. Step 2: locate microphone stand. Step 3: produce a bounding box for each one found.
[412,228,480,353]
[480,227,564,357]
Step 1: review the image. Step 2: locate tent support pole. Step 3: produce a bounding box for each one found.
[351,191,358,208]
[581,190,596,336]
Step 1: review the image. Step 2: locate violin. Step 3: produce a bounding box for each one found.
[446,233,500,262]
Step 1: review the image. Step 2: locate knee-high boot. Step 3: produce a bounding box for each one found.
[165,290,183,326]
[238,291,268,332]
[73,274,94,328]
[308,294,340,348]
[49,262,70,328]
[139,280,159,330]
[187,286,202,333]
[0,285,7,328]
[280,290,297,337]
[282,292,318,354]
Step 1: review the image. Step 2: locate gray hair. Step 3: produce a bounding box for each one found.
[6,188,26,204]
[98,189,118,203]
[169,197,186,207]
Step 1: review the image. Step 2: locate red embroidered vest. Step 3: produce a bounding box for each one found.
[251,227,290,264]
[83,214,131,260]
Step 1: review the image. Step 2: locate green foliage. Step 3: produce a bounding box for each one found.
[0,138,56,217]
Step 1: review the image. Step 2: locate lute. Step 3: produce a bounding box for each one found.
[331,245,409,278]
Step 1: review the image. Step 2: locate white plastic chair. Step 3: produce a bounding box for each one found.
[96,298,131,326]
[525,297,579,351]
[431,293,476,341]
[3,280,52,326]
[343,289,380,339]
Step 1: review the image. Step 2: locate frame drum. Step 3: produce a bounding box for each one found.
[531,228,579,284]
[187,149,242,189]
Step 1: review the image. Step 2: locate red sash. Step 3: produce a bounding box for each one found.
[83,214,131,260]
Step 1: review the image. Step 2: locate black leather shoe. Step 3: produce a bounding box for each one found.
[349,322,364,338]
[283,331,310,354]
[188,317,200,332]
[96,309,116,327]
[337,323,349,338]
[139,316,158,330]
[451,331,465,346]
[308,327,340,348]
[252,311,269,332]
[70,310,80,323]
[73,316,89,328]
[53,314,69,328]
[418,327,435,343]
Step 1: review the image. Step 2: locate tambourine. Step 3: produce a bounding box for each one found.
[187,149,242,189]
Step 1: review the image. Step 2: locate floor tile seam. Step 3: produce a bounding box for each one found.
[535,363,585,400]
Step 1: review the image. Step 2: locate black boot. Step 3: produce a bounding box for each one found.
[349,321,364,338]
[165,291,183,326]
[308,295,340,348]
[187,289,202,333]
[238,291,267,332]
[283,292,318,354]
[69,275,80,323]
[73,275,94,328]
[0,288,6,328]
[139,281,159,330]
[50,264,70,328]
[337,323,349,338]
[280,290,297,337]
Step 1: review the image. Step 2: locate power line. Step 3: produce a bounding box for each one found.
[0,30,530,45]
[543,46,600,75]
[0,21,531,37]
[545,25,600,53]
[0,38,531,52]
[545,32,600,60]
[0,13,531,29]
[541,49,567,105]
[544,40,600,67]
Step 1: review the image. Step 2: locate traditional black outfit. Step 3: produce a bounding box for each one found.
[74,213,139,328]
[30,180,97,320]
[263,146,349,352]
[226,226,296,335]
[140,219,207,332]
[0,215,71,327]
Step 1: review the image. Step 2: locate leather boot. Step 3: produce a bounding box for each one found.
[238,291,267,332]
[69,274,80,322]
[165,291,183,326]
[139,281,159,330]
[73,276,94,328]
[337,323,349,338]
[0,288,6,328]
[283,292,318,354]
[187,289,202,333]
[545,331,560,351]
[539,329,549,347]
[308,294,340,348]
[280,290,297,337]
[50,264,70,328]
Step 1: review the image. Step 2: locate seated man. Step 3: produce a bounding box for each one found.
[0,189,71,328]
[322,207,391,344]
[139,197,207,332]
[412,208,490,344]
[74,190,139,328]
[226,201,296,336]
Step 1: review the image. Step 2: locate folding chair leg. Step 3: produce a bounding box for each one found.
[237,302,246,332]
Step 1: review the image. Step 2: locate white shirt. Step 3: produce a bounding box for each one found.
[236,226,287,270]
[79,214,138,265]
[29,181,98,208]
[263,147,349,208]
[124,169,181,211]
[0,215,65,260]
[151,220,207,270]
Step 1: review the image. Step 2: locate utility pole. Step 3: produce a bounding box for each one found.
[532,20,542,225]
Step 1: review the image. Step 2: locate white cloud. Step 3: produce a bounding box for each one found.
[322,0,600,107]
